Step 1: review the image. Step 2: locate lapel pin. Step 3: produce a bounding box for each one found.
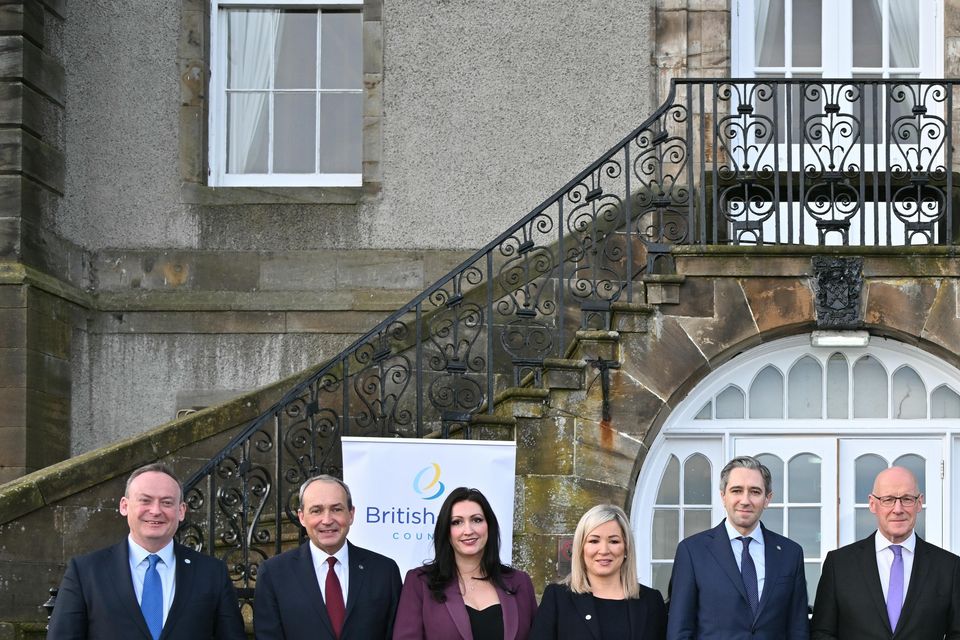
[184,559,191,564]
[359,564,364,570]
[585,614,592,620]
[776,545,781,551]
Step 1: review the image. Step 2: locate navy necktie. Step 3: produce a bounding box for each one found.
[141,554,163,640]
[737,536,760,618]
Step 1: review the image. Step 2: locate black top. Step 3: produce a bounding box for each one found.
[466,603,504,640]
[592,595,631,639]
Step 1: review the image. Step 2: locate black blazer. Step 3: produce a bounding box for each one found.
[46,540,245,640]
[528,582,666,640]
[811,532,960,640]
[253,540,402,640]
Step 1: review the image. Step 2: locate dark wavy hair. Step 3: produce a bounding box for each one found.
[423,487,515,602]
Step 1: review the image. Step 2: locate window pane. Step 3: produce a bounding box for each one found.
[855,506,875,539]
[852,0,882,67]
[889,1,920,67]
[227,92,269,173]
[684,454,712,504]
[788,356,822,418]
[716,386,745,419]
[789,507,821,556]
[656,456,680,504]
[652,509,679,560]
[757,454,784,499]
[695,401,712,419]
[853,356,887,418]
[227,10,280,89]
[274,93,317,173]
[826,353,849,418]
[755,0,785,67]
[321,12,362,90]
[893,454,925,494]
[684,509,712,537]
[855,453,887,502]
[274,11,317,90]
[763,506,783,533]
[750,366,784,419]
[652,563,672,600]
[891,366,926,419]
[792,0,821,67]
[788,453,821,502]
[319,93,362,173]
[931,385,960,418]
[804,562,821,608]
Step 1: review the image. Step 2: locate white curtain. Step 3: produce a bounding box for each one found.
[888,0,920,68]
[754,0,785,68]
[227,10,281,174]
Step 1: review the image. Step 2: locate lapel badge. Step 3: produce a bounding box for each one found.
[184,558,191,564]
[776,545,781,551]
[358,564,364,570]
[585,614,592,620]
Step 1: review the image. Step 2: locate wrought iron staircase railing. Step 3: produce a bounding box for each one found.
[177,78,960,596]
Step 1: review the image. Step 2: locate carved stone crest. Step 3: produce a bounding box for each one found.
[812,256,864,329]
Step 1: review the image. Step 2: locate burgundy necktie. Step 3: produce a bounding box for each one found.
[325,557,346,638]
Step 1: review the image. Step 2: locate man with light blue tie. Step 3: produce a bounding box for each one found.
[667,456,810,639]
[47,463,245,640]
[811,466,960,639]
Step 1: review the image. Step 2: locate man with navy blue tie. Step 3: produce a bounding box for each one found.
[811,466,960,639]
[667,456,810,639]
[47,463,245,640]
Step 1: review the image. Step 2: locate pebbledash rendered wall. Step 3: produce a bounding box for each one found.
[46,0,658,455]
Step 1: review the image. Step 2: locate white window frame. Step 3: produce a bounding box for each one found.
[208,0,364,188]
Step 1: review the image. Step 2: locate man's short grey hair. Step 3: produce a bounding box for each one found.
[125,462,183,502]
[298,475,353,511]
[720,456,773,495]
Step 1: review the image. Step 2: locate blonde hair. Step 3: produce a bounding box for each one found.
[565,504,639,598]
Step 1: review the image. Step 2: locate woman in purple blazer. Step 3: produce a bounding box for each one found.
[393,487,537,640]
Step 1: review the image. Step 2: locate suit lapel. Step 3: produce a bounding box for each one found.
[625,592,647,638]
[754,526,782,621]
[159,544,196,640]
[706,522,751,608]
[293,543,336,638]
[896,536,930,636]
[494,578,519,640]
[570,591,601,640]
[857,533,893,635]
[442,580,473,639]
[344,542,366,627]
[108,541,154,640]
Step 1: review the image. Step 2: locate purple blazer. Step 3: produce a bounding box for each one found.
[393,566,538,640]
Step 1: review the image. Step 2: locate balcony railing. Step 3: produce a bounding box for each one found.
[176,78,960,598]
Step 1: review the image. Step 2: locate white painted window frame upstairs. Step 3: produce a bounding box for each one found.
[208,0,364,188]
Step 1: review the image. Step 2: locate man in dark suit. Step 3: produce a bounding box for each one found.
[811,466,960,639]
[667,456,810,639]
[47,462,245,640]
[253,474,402,639]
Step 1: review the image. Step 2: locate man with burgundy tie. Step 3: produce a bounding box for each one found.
[46,462,246,640]
[811,466,960,639]
[667,456,810,639]
[253,474,402,639]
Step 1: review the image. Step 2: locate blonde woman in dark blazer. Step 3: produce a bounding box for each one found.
[529,504,666,640]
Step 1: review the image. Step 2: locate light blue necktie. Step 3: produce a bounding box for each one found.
[887,545,904,632]
[141,554,163,640]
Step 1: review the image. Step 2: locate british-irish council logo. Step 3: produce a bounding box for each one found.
[413,463,445,500]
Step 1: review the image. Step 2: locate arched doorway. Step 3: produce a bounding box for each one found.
[631,334,960,603]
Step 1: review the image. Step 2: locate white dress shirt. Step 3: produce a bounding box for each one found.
[127,536,177,626]
[309,541,350,605]
[875,530,916,606]
[726,519,767,598]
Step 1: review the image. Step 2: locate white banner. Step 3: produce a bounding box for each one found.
[342,437,517,577]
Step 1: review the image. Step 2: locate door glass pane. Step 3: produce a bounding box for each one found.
[792,0,821,67]
[684,509,712,537]
[652,510,679,559]
[931,385,960,418]
[750,366,784,418]
[789,356,823,418]
[755,0,785,67]
[804,562,821,607]
[684,454,712,503]
[893,454,925,494]
[717,386,745,419]
[321,12,362,89]
[274,93,316,173]
[855,454,888,501]
[652,563,673,599]
[274,11,317,89]
[789,454,821,502]
[856,506,875,539]
[789,507,821,556]
[763,506,784,534]
[656,455,680,503]
[757,454,784,498]
[318,93,362,173]
[852,0,882,67]
[826,353,849,418]
[853,356,887,418]
[889,1,920,68]
[891,366,926,419]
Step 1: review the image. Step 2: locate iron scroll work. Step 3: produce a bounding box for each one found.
[177,79,960,601]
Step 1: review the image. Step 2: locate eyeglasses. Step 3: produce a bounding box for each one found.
[870,494,921,508]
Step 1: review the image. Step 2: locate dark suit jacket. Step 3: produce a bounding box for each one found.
[666,521,809,640]
[393,566,538,639]
[46,540,245,640]
[528,582,666,640]
[253,540,402,640]
[811,531,960,639]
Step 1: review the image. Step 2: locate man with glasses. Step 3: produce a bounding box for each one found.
[811,466,960,639]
